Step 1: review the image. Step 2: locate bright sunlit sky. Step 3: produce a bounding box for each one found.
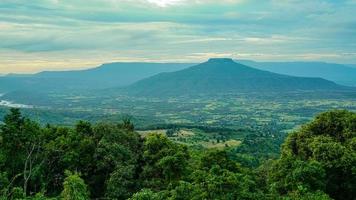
[0,0,356,73]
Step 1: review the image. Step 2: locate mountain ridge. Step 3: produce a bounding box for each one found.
[125,58,351,97]
[0,62,194,93]
[237,60,356,86]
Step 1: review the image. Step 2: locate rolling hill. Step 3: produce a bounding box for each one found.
[126,58,351,96]
[238,60,356,86]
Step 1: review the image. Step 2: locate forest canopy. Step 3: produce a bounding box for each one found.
[0,108,355,200]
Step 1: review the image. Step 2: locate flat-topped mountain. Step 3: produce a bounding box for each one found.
[126,58,350,96]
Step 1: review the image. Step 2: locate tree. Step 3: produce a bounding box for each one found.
[268,158,326,195]
[61,171,89,200]
[0,108,44,196]
[140,134,189,190]
[93,123,141,198]
[189,164,261,200]
[166,127,180,137]
[0,109,353,200]
[269,110,356,200]
[105,164,137,199]
[199,150,239,172]
[129,189,162,200]
[43,126,95,196]
[75,121,93,136]
[168,181,200,200]
[120,117,135,131]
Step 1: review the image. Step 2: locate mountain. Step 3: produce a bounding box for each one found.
[34,62,193,85]
[0,62,193,93]
[237,60,356,86]
[126,58,350,96]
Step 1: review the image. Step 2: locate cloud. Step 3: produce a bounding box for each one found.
[136,0,246,7]
[145,0,184,7]
[0,0,355,73]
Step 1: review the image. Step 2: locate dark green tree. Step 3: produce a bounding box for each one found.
[105,164,137,199]
[93,123,142,198]
[268,110,355,200]
[140,134,189,190]
[75,121,93,136]
[0,108,45,196]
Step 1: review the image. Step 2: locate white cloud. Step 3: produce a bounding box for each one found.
[143,0,245,7]
[146,0,184,7]
[0,0,355,73]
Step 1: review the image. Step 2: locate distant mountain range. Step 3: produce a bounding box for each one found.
[0,63,193,93]
[0,59,355,100]
[125,58,350,97]
[238,60,356,86]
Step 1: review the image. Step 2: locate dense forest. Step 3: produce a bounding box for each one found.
[0,108,355,200]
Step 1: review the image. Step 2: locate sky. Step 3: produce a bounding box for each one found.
[0,0,356,73]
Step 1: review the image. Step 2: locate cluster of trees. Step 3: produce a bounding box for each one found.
[231,131,287,168]
[0,108,354,199]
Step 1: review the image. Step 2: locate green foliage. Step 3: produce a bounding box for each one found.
[189,167,260,200]
[75,121,93,136]
[231,130,287,167]
[105,164,137,199]
[120,117,135,131]
[140,134,189,190]
[278,189,332,200]
[43,126,96,195]
[10,187,25,199]
[61,171,89,200]
[0,108,44,197]
[269,110,356,200]
[268,158,326,194]
[199,149,239,172]
[167,181,200,200]
[165,127,180,137]
[0,109,354,199]
[93,124,141,198]
[129,189,161,200]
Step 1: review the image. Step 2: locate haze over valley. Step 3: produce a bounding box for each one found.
[0,58,354,130]
[0,0,355,199]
